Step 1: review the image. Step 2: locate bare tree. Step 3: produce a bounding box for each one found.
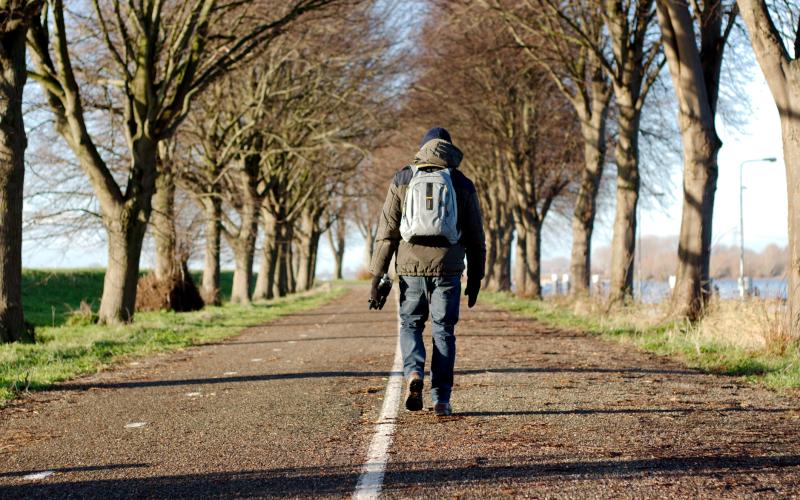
[174,89,228,305]
[504,70,582,298]
[479,162,513,292]
[151,140,179,281]
[0,0,42,342]
[328,209,347,280]
[412,2,582,298]
[736,1,800,336]
[657,0,737,321]
[553,1,667,304]
[481,0,613,297]
[27,0,342,323]
[351,142,407,275]
[223,127,266,304]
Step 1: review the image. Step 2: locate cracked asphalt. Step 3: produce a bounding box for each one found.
[2,285,799,498]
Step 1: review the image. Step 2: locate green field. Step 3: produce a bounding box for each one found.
[5,269,344,404]
[22,269,240,327]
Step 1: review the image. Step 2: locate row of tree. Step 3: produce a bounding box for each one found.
[2,1,800,343]
[396,1,800,338]
[0,0,401,342]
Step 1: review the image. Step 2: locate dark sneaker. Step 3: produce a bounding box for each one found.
[434,402,452,417]
[405,375,423,411]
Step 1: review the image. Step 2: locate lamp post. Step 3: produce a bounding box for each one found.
[739,157,777,298]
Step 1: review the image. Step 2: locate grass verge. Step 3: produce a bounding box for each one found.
[484,292,800,390]
[1,286,346,404]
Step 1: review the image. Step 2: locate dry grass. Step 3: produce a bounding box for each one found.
[558,295,668,333]
[485,291,800,388]
[690,299,774,350]
[564,295,796,353]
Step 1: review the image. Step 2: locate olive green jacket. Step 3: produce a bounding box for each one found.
[369,139,486,279]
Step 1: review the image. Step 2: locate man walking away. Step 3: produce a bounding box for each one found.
[368,127,486,417]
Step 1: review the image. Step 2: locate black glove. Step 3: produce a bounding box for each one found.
[369,274,392,310]
[464,276,481,308]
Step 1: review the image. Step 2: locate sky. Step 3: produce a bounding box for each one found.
[21,22,791,279]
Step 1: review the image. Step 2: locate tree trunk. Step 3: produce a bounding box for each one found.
[230,238,255,304]
[310,232,321,288]
[671,123,719,320]
[228,214,258,305]
[97,133,157,323]
[569,101,609,296]
[483,172,512,292]
[298,229,321,291]
[98,213,149,323]
[481,187,498,290]
[783,114,800,337]
[253,211,277,301]
[253,244,271,301]
[512,224,527,297]
[227,163,260,304]
[288,234,297,294]
[296,209,321,291]
[657,0,726,321]
[333,243,344,280]
[0,25,30,342]
[736,0,800,337]
[485,205,513,292]
[483,225,498,289]
[201,196,221,305]
[493,226,513,292]
[329,222,346,281]
[152,167,177,280]
[362,230,375,274]
[275,222,294,297]
[608,96,642,305]
[524,223,543,299]
[296,234,312,291]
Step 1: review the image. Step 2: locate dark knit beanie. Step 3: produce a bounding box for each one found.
[419,127,452,148]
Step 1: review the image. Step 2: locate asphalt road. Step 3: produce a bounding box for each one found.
[2,285,800,498]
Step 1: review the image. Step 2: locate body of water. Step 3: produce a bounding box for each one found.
[543,277,787,303]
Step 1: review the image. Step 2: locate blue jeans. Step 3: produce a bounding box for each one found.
[398,275,461,404]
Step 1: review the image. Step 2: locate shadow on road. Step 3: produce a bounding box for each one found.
[458,407,799,417]
[221,332,564,346]
[3,454,799,497]
[53,366,703,392]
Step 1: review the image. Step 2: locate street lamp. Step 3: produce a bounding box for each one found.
[739,157,778,298]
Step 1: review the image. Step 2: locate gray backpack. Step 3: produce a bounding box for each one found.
[400,166,460,245]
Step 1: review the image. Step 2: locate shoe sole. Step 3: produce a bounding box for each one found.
[405,379,423,411]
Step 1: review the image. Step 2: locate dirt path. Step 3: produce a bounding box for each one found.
[2,285,799,498]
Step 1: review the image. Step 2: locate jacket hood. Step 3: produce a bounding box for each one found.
[413,139,463,169]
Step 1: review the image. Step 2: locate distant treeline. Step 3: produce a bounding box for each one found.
[542,236,788,281]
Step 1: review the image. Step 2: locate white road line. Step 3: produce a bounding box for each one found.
[353,295,403,500]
